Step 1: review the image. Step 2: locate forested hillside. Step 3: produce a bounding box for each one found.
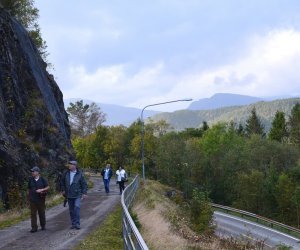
[70,101,300,229]
[151,98,300,132]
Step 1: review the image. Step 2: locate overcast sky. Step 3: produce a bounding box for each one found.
[36,0,300,111]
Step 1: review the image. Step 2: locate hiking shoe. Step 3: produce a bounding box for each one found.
[75,225,80,230]
[41,227,46,230]
[70,225,76,229]
[30,229,37,233]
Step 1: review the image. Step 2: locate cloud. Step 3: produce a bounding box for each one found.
[169,29,300,99]
[64,62,173,106]
[63,28,300,111]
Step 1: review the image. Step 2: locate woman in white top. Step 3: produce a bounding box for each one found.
[116,166,126,194]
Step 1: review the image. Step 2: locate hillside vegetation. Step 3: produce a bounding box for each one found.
[151,98,300,131]
[133,180,258,249]
[69,101,300,230]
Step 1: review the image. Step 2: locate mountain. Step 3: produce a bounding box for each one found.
[64,99,160,126]
[151,98,300,132]
[188,93,264,110]
[0,8,72,194]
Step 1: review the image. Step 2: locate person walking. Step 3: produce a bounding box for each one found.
[60,160,88,230]
[101,163,113,193]
[116,166,127,195]
[27,166,49,233]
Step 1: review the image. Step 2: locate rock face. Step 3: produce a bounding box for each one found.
[0,8,72,200]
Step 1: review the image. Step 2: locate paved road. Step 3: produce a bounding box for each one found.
[214,211,300,249]
[0,176,121,250]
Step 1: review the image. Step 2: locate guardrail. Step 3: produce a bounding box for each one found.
[121,175,149,250]
[120,177,300,247]
[211,203,300,239]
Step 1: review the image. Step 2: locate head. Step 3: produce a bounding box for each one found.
[67,160,77,171]
[106,164,111,169]
[118,166,122,170]
[30,166,40,177]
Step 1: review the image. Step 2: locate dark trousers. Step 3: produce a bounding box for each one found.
[30,201,46,230]
[104,178,110,193]
[118,181,125,194]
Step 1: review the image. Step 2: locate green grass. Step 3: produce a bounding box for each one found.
[74,205,123,250]
[0,209,30,229]
[0,194,64,229]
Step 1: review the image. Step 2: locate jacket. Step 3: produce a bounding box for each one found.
[28,176,48,202]
[101,168,113,180]
[61,169,88,198]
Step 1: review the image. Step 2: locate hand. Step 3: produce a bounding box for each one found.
[81,194,87,200]
[36,189,43,193]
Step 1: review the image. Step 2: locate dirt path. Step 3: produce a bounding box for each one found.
[0,176,121,250]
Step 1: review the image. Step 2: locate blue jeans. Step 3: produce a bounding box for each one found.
[104,178,110,193]
[68,198,81,226]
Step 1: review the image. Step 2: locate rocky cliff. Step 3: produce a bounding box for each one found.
[0,8,72,201]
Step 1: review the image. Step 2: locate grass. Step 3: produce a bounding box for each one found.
[0,193,64,229]
[74,205,123,250]
[133,180,270,250]
[0,208,30,229]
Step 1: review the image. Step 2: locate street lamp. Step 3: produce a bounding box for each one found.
[140,98,193,181]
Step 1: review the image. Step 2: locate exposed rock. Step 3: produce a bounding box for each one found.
[0,8,73,201]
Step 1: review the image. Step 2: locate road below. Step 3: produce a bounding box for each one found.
[0,176,121,250]
[214,211,300,249]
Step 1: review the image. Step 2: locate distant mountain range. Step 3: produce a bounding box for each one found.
[151,97,300,132]
[188,93,264,110]
[64,99,160,126]
[64,94,299,130]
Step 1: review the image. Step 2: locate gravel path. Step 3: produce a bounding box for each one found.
[0,176,121,250]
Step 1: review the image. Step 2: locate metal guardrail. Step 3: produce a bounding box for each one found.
[211,203,300,238]
[121,175,149,250]
[120,177,300,247]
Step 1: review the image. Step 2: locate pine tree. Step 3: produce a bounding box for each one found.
[269,111,287,142]
[245,108,265,137]
[288,103,300,146]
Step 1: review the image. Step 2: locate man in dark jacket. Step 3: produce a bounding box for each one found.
[101,163,113,193]
[28,166,49,232]
[61,160,88,230]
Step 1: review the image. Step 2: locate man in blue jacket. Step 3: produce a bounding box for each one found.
[61,160,88,230]
[101,163,113,193]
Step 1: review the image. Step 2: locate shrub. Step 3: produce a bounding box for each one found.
[189,188,213,233]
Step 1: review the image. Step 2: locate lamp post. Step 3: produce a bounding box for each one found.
[140,98,192,181]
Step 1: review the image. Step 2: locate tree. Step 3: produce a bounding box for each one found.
[147,119,171,137]
[1,0,49,63]
[189,189,213,233]
[154,132,186,187]
[269,111,287,142]
[288,103,300,147]
[234,170,265,214]
[245,108,265,137]
[179,128,203,139]
[201,121,209,132]
[275,173,295,224]
[67,100,106,138]
[104,126,128,168]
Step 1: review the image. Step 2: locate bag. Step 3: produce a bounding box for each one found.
[33,177,48,199]
[121,173,128,182]
[39,191,48,199]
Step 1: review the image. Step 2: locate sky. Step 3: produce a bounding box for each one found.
[35,0,300,111]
